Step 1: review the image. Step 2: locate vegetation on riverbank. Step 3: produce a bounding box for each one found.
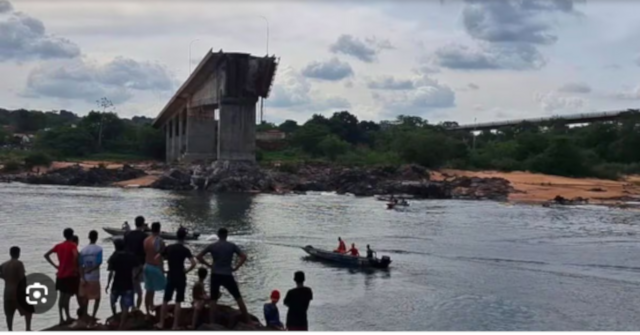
[258,110,640,180]
[2,107,640,180]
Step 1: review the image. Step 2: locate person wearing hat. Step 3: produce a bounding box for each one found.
[263,290,284,330]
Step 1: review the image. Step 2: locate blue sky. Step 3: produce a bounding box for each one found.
[1,0,639,125]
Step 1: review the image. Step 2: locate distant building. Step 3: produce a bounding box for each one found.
[256,129,286,141]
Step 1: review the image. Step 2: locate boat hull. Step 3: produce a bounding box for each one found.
[102,227,201,241]
[302,245,391,269]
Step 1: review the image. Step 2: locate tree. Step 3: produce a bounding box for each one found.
[329,111,361,144]
[95,97,115,151]
[278,120,299,134]
[0,127,7,146]
[35,126,95,157]
[318,135,349,161]
[290,123,331,156]
[528,137,589,177]
[256,121,277,132]
[24,152,53,171]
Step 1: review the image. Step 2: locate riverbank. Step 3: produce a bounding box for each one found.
[3,160,640,207]
[432,169,640,206]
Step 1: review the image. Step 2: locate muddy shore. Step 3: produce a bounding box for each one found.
[3,160,639,207]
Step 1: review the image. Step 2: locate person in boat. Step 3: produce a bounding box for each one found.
[1,246,33,331]
[366,245,376,259]
[122,221,131,232]
[347,243,359,257]
[44,228,79,325]
[334,237,347,254]
[143,222,166,317]
[196,227,249,323]
[123,216,147,310]
[263,290,284,330]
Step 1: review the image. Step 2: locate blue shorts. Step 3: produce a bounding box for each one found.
[110,290,134,309]
[143,264,166,292]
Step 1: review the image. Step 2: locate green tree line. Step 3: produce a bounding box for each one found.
[260,110,640,180]
[0,107,164,161]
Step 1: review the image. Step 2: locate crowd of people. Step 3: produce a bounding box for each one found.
[0,216,315,331]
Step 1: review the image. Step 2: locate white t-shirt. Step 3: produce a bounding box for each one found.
[80,244,103,282]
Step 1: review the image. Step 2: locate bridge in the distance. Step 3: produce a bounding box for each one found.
[451,109,639,132]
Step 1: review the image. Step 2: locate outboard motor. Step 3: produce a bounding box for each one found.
[380,255,392,267]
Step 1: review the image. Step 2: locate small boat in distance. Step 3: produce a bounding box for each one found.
[302,245,392,269]
[102,227,201,241]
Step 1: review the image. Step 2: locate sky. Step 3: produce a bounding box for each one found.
[1,0,640,126]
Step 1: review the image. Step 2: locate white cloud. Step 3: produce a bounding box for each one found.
[534,91,587,113]
[301,58,354,81]
[558,82,591,94]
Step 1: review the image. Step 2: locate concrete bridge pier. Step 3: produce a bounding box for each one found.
[217,100,257,161]
[183,106,218,162]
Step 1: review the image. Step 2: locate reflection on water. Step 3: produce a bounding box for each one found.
[2,183,640,330]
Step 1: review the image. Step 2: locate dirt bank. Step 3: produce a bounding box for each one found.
[432,169,640,205]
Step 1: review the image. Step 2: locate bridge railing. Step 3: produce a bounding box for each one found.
[452,110,631,130]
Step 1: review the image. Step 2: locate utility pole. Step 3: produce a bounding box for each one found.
[96,97,113,152]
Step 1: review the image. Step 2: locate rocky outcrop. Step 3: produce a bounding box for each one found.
[449,176,514,201]
[14,164,146,187]
[41,305,269,331]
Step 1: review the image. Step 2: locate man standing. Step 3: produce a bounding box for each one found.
[106,239,137,330]
[44,228,79,325]
[143,222,166,316]
[156,228,196,330]
[196,228,248,323]
[0,247,33,331]
[123,216,148,310]
[79,230,103,324]
[284,271,313,331]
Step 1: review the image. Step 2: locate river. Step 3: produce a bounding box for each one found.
[1,183,640,331]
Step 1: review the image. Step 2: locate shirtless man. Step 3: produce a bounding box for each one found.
[0,247,33,331]
[143,222,166,317]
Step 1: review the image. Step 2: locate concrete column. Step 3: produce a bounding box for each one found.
[165,125,170,163]
[177,111,183,159]
[217,102,256,161]
[184,106,217,161]
[173,115,179,161]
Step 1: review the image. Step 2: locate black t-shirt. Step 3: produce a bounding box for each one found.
[284,286,313,328]
[162,243,193,282]
[107,251,137,292]
[123,230,147,266]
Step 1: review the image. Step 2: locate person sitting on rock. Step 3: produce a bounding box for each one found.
[334,237,346,254]
[348,243,359,257]
[263,290,284,330]
[191,268,210,329]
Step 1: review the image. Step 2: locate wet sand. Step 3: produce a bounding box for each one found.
[433,169,640,205]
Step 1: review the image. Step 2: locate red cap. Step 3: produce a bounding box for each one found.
[270,290,280,300]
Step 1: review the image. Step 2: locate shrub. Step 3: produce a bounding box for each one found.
[23,152,53,170]
[1,160,21,173]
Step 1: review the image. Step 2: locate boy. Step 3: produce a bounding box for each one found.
[191,268,210,329]
[44,228,79,325]
[156,228,196,330]
[79,230,103,324]
[284,271,313,331]
[106,239,137,330]
[263,290,284,330]
[0,246,33,331]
